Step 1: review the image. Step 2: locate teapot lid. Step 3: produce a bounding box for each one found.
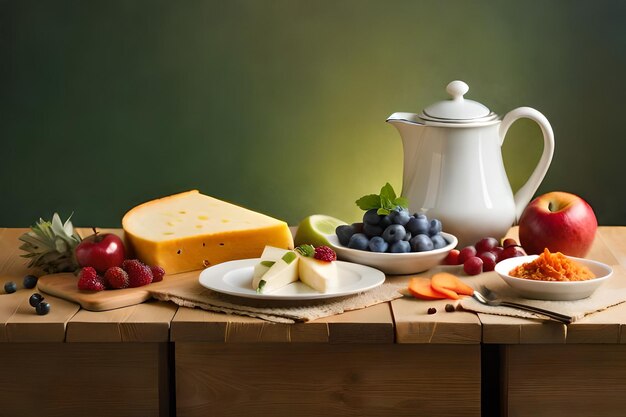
[420,80,497,123]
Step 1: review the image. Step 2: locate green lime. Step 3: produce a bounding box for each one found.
[294,215,347,247]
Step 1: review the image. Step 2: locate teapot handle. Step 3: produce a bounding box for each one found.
[499,107,555,223]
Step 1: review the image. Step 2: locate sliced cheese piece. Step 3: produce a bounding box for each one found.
[253,250,299,293]
[122,190,294,274]
[259,246,290,261]
[298,255,338,293]
[252,246,289,282]
[253,260,275,283]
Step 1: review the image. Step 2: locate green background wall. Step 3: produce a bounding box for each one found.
[1,0,625,228]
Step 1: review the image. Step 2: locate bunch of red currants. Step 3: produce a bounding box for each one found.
[443,237,526,275]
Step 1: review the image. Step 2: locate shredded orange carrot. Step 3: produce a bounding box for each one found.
[509,248,595,282]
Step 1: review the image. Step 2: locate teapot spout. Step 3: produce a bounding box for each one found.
[386,112,424,126]
[386,112,425,142]
[386,112,426,146]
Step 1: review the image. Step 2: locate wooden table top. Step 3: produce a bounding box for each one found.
[1,226,624,344]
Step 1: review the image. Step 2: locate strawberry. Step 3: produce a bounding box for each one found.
[123,259,153,288]
[150,265,165,283]
[104,266,129,289]
[77,267,106,291]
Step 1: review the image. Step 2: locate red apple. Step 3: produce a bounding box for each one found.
[75,229,126,273]
[518,192,597,257]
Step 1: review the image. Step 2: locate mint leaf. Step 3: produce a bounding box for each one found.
[355,194,381,211]
[380,195,394,210]
[356,183,407,214]
[393,196,409,209]
[379,183,396,202]
[295,244,315,257]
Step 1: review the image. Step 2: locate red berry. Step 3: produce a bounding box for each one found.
[502,238,519,248]
[501,246,526,260]
[77,267,106,291]
[123,259,153,288]
[442,249,461,265]
[490,246,504,262]
[475,237,499,253]
[150,265,166,282]
[478,252,497,272]
[458,246,477,264]
[463,256,483,276]
[313,246,337,262]
[104,267,129,289]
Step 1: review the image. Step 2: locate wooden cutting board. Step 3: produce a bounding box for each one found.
[37,271,198,311]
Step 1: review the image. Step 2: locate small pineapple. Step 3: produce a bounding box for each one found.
[19,213,82,274]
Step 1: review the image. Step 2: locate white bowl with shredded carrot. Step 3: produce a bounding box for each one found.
[494,249,613,301]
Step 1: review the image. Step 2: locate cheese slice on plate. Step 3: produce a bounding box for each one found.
[252,250,299,293]
[252,246,289,282]
[122,190,294,274]
[298,255,338,293]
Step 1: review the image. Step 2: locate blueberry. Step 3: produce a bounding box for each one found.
[23,275,38,289]
[363,209,380,225]
[336,225,355,246]
[389,240,411,253]
[368,236,389,253]
[428,219,443,236]
[29,293,44,307]
[390,208,411,226]
[35,301,50,315]
[406,215,429,235]
[430,233,448,249]
[410,234,434,252]
[403,231,412,241]
[363,222,383,238]
[351,222,364,234]
[379,215,392,229]
[4,281,17,294]
[382,224,406,243]
[348,233,369,250]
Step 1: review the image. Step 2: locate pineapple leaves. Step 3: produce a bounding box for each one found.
[18,213,82,274]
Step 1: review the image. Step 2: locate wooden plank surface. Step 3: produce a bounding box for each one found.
[0,342,169,417]
[389,274,482,344]
[170,302,393,343]
[479,227,626,344]
[503,344,626,417]
[175,342,481,417]
[1,228,81,342]
[599,226,626,267]
[66,300,177,342]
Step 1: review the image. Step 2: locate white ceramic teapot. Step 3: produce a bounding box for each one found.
[387,80,555,247]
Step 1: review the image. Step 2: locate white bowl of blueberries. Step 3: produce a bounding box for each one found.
[328,208,458,275]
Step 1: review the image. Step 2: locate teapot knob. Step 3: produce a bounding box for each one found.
[446,80,469,101]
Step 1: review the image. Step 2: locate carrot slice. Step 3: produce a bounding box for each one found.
[407,277,449,300]
[431,272,474,297]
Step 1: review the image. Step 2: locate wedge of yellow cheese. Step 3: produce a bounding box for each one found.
[122,190,294,274]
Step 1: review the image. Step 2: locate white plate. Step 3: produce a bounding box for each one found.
[327,232,458,275]
[198,258,386,300]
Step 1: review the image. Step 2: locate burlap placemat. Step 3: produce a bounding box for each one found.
[458,265,626,322]
[149,273,404,323]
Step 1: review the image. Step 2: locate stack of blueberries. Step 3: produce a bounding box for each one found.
[336,208,449,253]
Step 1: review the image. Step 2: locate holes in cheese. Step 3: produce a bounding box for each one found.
[122,190,294,274]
